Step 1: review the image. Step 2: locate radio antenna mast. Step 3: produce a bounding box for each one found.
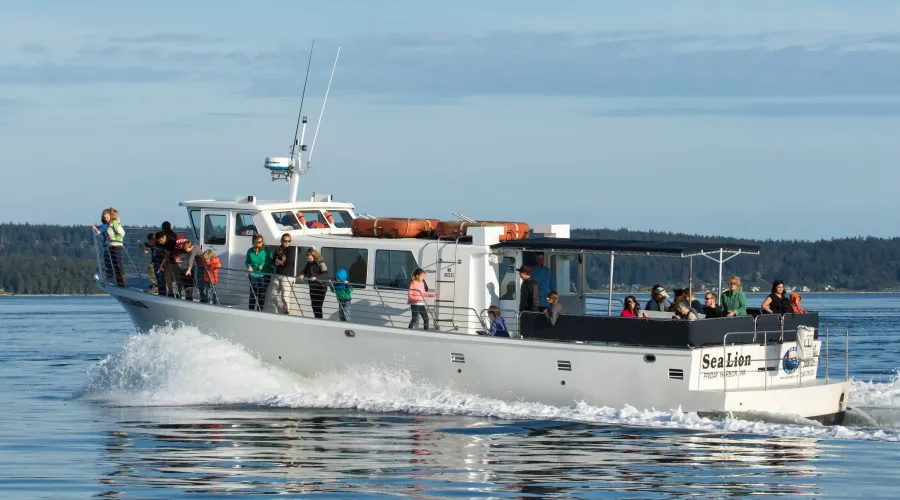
[287,41,315,202]
[306,44,341,171]
[290,41,315,160]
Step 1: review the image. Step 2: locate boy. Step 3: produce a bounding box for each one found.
[139,232,158,294]
[151,231,169,296]
[333,268,352,321]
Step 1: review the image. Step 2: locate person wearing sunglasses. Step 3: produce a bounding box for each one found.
[273,233,298,314]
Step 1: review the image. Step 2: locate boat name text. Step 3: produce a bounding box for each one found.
[702,352,751,370]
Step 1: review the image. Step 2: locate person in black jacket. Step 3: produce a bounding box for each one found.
[761,280,792,314]
[273,233,298,314]
[298,248,329,318]
[702,292,725,318]
[518,265,540,313]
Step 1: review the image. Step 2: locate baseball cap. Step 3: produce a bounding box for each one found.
[516,265,532,274]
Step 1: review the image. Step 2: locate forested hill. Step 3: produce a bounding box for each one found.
[0,223,898,295]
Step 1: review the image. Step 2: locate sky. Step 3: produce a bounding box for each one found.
[2,0,900,240]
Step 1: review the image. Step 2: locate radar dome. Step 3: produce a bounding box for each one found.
[264,157,291,172]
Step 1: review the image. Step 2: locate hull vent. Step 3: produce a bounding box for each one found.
[557,360,572,371]
[451,353,465,363]
[668,369,684,380]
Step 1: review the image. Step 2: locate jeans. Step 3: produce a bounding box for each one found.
[249,275,271,311]
[338,299,351,321]
[408,304,429,329]
[108,245,125,287]
[155,267,166,295]
[198,280,218,305]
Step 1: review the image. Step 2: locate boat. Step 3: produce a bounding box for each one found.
[92,59,851,424]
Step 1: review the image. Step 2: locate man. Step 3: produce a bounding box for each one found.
[273,233,298,314]
[530,252,556,312]
[517,265,540,313]
[645,284,672,312]
[703,292,725,318]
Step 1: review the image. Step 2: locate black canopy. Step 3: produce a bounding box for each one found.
[491,238,760,256]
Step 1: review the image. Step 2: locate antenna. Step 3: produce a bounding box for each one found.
[287,42,315,202]
[290,41,315,160]
[306,45,341,171]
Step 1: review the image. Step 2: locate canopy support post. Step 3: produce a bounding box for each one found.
[608,251,615,316]
[689,256,693,302]
[717,248,723,304]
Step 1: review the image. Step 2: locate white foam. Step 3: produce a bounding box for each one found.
[850,371,900,408]
[79,326,900,442]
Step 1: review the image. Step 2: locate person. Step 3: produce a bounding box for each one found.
[672,302,697,320]
[197,249,221,305]
[703,292,725,318]
[791,293,807,313]
[152,231,169,296]
[545,291,564,326]
[245,234,273,311]
[105,208,126,287]
[478,305,510,337]
[720,275,747,317]
[667,288,685,312]
[160,221,182,297]
[621,295,648,318]
[530,253,556,311]
[91,209,112,279]
[669,288,699,315]
[761,279,792,314]
[298,248,329,318]
[408,268,436,329]
[687,288,704,312]
[138,232,158,294]
[332,268,353,321]
[177,240,202,301]
[517,265,540,313]
[645,285,671,312]
[273,233,298,314]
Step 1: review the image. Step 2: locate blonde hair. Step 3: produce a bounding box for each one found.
[547,291,559,303]
[488,304,502,319]
[728,275,742,290]
[108,208,119,221]
[182,240,194,250]
[252,234,265,245]
[202,249,216,261]
[306,248,323,264]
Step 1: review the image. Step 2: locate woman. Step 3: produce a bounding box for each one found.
[620,295,648,318]
[761,279,792,314]
[245,234,273,311]
[91,209,112,279]
[298,248,329,318]
[720,275,747,317]
[105,208,126,287]
[672,302,697,321]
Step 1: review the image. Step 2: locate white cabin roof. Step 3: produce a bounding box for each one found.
[179,197,355,212]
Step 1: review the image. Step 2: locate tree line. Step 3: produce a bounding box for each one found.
[0,223,898,295]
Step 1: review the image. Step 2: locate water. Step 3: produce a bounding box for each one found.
[1,295,899,498]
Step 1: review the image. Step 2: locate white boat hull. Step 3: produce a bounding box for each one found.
[105,285,850,423]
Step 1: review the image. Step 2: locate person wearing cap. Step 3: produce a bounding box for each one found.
[645,284,672,312]
[530,253,556,312]
[517,265,540,313]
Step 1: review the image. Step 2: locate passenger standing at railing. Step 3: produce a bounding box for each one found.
[91,209,112,280]
[152,232,169,296]
[245,234,273,311]
[177,240,202,302]
[298,248,329,318]
[517,265,540,313]
[105,208,126,288]
[273,233,298,314]
[332,268,352,322]
[720,275,747,317]
[160,221,182,297]
[531,253,556,312]
[197,249,220,305]
[408,268,436,329]
[138,233,158,294]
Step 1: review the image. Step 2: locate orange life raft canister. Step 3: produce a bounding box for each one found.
[435,221,529,241]
[351,218,439,238]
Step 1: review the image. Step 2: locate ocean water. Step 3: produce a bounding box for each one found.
[1,295,899,499]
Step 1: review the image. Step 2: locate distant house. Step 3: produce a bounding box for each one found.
[825,285,835,291]
[801,286,811,292]
[750,286,760,292]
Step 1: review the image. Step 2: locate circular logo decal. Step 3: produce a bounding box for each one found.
[782,347,800,374]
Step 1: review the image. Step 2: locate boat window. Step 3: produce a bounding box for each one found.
[235,213,257,236]
[498,256,517,300]
[298,210,327,229]
[189,210,201,240]
[320,247,368,288]
[327,210,353,228]
[272,211,302,230]
[204,215,227,245]
[374,250,419,289]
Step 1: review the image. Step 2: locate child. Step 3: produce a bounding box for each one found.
[105,208,126,288]
[153,232,171,296]
[486,305,510,337]
[197,249,221,305]
[332,268,352,321]
[545,291,564,326]
[177,240,202,301]
[139,232,158,294]
[407,268,436,330]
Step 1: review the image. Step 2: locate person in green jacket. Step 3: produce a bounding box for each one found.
[720,275,747,317]
[245,234,273,311]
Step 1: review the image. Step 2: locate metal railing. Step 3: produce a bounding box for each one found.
[718,327,850,392]
[93,235,488,334]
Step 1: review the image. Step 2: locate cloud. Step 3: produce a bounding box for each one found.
[0,63,180,85]
[108,33,224,45]
[590,101,900,117]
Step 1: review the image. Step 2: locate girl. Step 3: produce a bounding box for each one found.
[298,248,329,318]
[486,305,510,337]
[245,234,273,311]
[545,291,564,326]
[91,209,112,279]
[407,268,436,329]
[105,208,126,288]
[198,249,221,305]
[620,295,648,318]
[178,240,202,301]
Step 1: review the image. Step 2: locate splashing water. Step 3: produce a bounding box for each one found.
[78,325,900,442]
